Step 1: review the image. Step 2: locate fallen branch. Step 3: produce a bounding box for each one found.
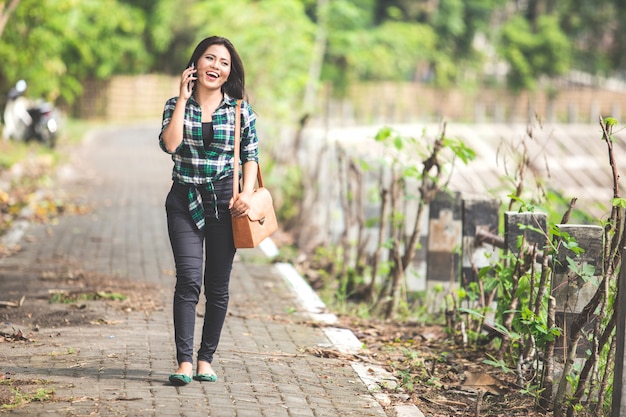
[0,296,24,308]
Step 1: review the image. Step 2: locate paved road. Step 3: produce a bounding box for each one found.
[0,124,416,416]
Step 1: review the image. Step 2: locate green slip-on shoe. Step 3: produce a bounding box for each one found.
[169,373,192,386]
[193,373,217,382]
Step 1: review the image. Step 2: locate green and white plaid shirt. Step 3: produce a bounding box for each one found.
[159,94,259,229]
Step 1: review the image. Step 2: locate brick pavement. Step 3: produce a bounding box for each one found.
[0,125,423,416]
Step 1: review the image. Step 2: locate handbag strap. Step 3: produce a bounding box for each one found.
[232,99,264,200]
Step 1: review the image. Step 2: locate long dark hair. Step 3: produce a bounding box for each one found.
[186,36,246,100]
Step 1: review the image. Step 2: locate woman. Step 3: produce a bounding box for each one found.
[159,36,259,386]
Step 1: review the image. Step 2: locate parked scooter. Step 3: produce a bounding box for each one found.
[3,80,59,148]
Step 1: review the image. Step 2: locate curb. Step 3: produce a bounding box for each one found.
[271,256,425,417]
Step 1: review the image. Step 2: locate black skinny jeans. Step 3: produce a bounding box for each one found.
[165,180,236,365]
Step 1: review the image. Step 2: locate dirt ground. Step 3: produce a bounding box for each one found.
[0,256,163,329]
[337,316,555,417]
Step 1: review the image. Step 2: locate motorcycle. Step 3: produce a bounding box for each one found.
[3,80,59,148]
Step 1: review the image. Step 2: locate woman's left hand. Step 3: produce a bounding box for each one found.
[229,190,253,217]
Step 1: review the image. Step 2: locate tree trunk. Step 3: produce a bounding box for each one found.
[294,0,329,158]
[0,0,20,40]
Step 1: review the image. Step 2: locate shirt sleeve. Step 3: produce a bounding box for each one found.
[240,101,259,164]
[159,97,180,154]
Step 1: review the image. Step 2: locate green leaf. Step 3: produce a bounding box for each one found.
[393,136,404,150]
[611,198,626,208]
[375,127,394,142]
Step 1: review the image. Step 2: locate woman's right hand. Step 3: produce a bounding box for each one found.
[179,64,197,100]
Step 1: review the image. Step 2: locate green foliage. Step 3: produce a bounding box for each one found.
[2,0,625,116]
[271,164,303,229]
[342,21,436,82]
[0,381,54,410]
[498,15,571,91]
[461,244,561,353]
[49,290,128,304]
[603,117,618,127]
[316,125,476,320]
[612,197,626,208]
[557,0,617,74]
[2,0,626,118]
[373,0,509,88]
[0,141,31,169]
[550,225,585,255]
[483,353,514,374]
[374,126,476,173]
[442,137,476,164]
[322,1,436,93]
[118,0,180,56]
[0,0,149,104]
[190,0,315,120]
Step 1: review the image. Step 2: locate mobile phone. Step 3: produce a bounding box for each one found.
[187,63,194,92]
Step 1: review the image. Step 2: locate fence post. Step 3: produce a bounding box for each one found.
[504,211,548,254]
[426,191,462,311]
[461,198,500,285]
[568,102,579,124]
[545,224,603,400]
[474,102,486,123]
[590,102,600,124]
[611,248,626,417]
[552,225,603,361]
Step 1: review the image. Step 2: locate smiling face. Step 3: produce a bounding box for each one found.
[195,44,231,92]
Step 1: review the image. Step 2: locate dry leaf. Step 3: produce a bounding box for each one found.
[460,371,504,395]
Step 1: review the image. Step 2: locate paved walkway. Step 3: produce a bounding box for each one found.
[0,124,421,416]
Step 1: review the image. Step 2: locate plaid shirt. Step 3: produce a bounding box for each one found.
[159,94,259,229]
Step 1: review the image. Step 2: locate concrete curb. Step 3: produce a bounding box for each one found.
[273,259,425,417]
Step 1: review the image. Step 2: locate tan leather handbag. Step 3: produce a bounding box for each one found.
[231,100,278,248]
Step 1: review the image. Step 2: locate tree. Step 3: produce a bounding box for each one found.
[190,0,316,122]
[368,0,508,88]
[0,0,149,104]
[118,0,197,74]
[610,0,626,72]
[498,14,571,91]
[552,0,616,75]
[322,0,436,93]
[0,0,19,39]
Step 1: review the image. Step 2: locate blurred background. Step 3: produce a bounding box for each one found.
[2,0,626,128]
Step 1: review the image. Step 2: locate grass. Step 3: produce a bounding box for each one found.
[0,140,39,169]
[49,347,78,357]
[49,290,128,304]
[0,118,104,169]
[0,378,55,410]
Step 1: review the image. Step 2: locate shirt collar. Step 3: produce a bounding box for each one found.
[223,94,238,106]
[188,93,238,108]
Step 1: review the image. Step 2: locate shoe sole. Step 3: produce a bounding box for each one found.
[169,374,192,385]
[193,374,217,382]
